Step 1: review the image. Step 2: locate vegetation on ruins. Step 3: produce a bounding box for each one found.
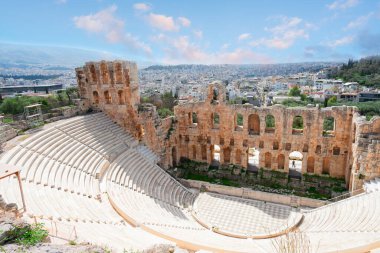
[0,223,48,247]
[0,88,77,115]
[175,159,346,200]
[141,91,177,118]
[330,100,380,120]
[328,56,380,88]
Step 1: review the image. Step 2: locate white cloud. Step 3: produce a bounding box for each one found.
[147,13,178,31]
[193,30,203,39]
[249,16,312,49]
[133,3,151,11]
[73,5,152,55]
[178,17,191,27]
[327,35,355,47]
[327,0,359,10]
[238,33,251,41]
[156,35,271,64]
[344,12,373,30]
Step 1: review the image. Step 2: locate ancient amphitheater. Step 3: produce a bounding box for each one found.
[0,60,379,252]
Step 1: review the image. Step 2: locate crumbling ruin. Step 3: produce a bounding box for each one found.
[75,60,380,191]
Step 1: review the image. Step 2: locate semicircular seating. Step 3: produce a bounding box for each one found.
[1,112,380,253]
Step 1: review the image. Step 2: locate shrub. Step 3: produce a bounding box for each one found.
[0,223,48,247]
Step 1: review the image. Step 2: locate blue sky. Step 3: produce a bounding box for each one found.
[1,0,380,64]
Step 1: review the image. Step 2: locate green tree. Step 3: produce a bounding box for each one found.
[289,86,301,97]
[327,96,337,106]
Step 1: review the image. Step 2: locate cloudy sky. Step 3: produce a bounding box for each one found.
[1,0,380,64]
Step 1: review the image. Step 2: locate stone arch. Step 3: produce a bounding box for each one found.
[92,91,99,104]
[265,152,272,168]
[115,62,123,83]
[212,113,220,128]
[292,115,304,135]
[207,83,226,103]
[104,90,112,104]
[273,141,279,150]
[322,157,330,175]
[248,147,260,172]
[118,90,125,104]
[277,154,285,170]
[235,113,243,131]
[333,146,340,155]
[307,156,315,173]
[89,64,97,83]
[211,144,221,166]
[265,114,275,133]
[224,147,231,164]
[235,149,242,165]
[248,114,260,135]
[100,62,110,84]
[323,116,335,137]
[289,151,303,178]
[192,112,198,125]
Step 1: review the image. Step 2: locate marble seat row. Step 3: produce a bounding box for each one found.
[107,149,195,208]
[300,190,380,233]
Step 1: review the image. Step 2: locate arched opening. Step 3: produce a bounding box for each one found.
[292,116,304,135]
[211,145,221,166]
[89,64,97,83]
[323,116,335,137]
[277,154,285,170]
[201,145,207,160]
[333,146,340,155]
[192,145,197,160]
[248,147,260,172]
[192,112,198,126]
[248,114,260,135]
[115,62,123,83]
[265,152,272,168]
[322,157,330,175]
[307,157,315,173]
[273,141,279,150]
[92,91,99,104]
[265,114,275,133]
[289,151,303,178]
[212,113,220,129]
[100,62,110,83]
[104,90,112,104]
[172,147,177,167]
[212,87,219,101]
[224,147,231,164]
[235,149,242,165]
[315,145,321,154]
[118,90,125,105]
[235,113,243,131]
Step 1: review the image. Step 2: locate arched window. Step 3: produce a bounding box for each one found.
[192,112,198,125]
[92,91,99,104]
[248,114,260,135]
[104,90,111,104]
[265,114,275,133]
[333,146,340,155]
[213,87,219,101]
[89,64,97,83]
[292,116,304,135]
[323,116,335,137]
[212,113,220,128]
[235,113,243,131]
[118,90,125,104]
[273,141,279,150]
[265,152,272,168]
[315,145,321,154]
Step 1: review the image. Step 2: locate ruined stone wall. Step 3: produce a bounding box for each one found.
[76,61,171,160]
[350,116,380,190]
[76,61,380,189]
[172,83,356,181]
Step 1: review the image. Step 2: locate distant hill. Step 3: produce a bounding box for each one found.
[328,56,380,87]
